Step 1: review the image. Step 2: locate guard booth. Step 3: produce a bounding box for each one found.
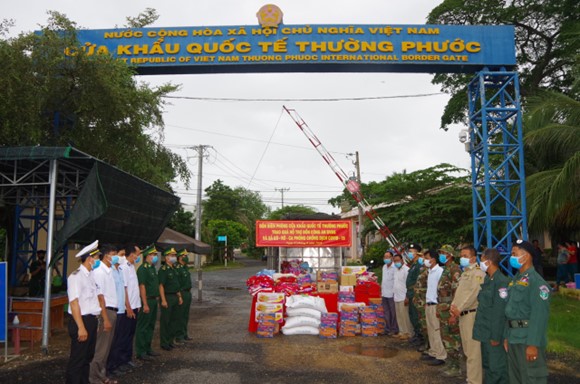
[256,213,351,273]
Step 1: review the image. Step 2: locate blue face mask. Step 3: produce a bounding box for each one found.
[406,252,415,261]
[93,259,101,270]
[459,257,471,268]
[152,255,159,264]
[384,258,392,265]
[439,254,448,264]
[417,257,424,266]
[394,262,403,269]
[135,256,141,264]
[111,255,120,265]
[510,255,524,269]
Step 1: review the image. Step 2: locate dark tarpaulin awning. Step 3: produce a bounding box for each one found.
[156,227,211,255]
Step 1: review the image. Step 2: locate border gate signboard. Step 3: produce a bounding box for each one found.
[70,24,516,75]
[256,220,352,248]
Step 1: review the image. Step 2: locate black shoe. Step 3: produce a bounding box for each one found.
[420,354,435,361]
[173,340,184,346]
[184,336,193,341]
[117,364,134,373]
[127,360,142,368]
[426,359,445,366]
[161,345,173,351]
[147,350,161,357]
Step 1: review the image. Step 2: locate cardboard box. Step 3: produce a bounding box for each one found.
[339,285,355,292]
[317,270,339,282]
[341,266,367,275]
[317,281,339,293]
[340,273,357,286]
[369,298,382,305]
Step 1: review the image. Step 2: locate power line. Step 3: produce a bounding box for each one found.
[247,109,284,189]
[162,92,444,102]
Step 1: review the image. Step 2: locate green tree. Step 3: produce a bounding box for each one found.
[524,88,580,239]
[234,187,269,256]
[267,205,317,220]
[202,180,241,224]
[426,0,579,129]
[206,219,249,261]
[167,205,196,238]
[0,11,189,189]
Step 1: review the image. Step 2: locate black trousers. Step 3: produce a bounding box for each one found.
[66,314,98,384]
[107,308,139,372]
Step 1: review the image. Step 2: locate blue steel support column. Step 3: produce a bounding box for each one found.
[467,69,528,276]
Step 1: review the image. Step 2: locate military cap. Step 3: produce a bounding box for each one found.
[177,249,189,257]
[76,240,101,259]
[514,239,535,256]
[408,243,422,252]
[162,247,177,256]
[439,244,456,257]
[142,244,158,257]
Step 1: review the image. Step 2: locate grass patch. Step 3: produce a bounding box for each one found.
[547,293,580,358]
[201,260,245,272]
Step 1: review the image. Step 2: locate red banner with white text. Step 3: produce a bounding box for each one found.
[256,220,352,247]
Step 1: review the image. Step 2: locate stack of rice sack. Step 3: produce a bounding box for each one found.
[339,303,360,337]
[256,313,277,338]
[319,312,339,339]
[281,295,327,336]
[369,298,386,335]
[360,306,378,337]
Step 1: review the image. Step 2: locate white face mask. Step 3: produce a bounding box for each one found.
[424,259,432,268]
[480,260,489,273]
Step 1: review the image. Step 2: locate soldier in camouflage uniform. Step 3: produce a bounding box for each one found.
[405,243,424,346]
[437,244,462,376]
[412,250,430,352]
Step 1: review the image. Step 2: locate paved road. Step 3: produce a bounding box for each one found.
[1,256,577,383]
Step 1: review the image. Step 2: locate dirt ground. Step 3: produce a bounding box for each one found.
[1,256,579,384]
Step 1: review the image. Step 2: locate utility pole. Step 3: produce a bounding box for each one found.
[191,145,212,302]
[354,151,364,260]
[275,187,290,208]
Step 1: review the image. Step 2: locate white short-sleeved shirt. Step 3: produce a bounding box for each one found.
[121,262,141,309]
[426,264,444,304]
[92,263,118,308]
[393,264,409,302]
[67,264,102,316]
[381,264,395,298]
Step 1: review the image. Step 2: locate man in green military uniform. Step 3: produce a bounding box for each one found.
[175,249,193,342]
[405,243,424,346]
[473,248,509,384]
[412,249,429,352]
[158,248,183,351]
[135,245,160,360]
[437,244,462,374]
[504,240,550,384]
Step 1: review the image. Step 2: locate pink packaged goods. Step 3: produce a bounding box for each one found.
[257,292,285,304]
[338,292,356,303]
[255,303,284,323]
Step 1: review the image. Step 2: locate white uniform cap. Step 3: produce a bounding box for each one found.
[76,240,100,258]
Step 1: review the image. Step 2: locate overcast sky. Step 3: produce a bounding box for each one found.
[3,0,472,214]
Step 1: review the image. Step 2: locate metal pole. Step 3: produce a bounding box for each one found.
[355,151,363,259]
[275,187,289,208]
[41,159,58,354]
[194,145,208,303]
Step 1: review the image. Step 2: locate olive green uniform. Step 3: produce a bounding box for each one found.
[438,262,461,362]
[175,263,192,341]
[158,263,182,348]
[135,261,159,358]
[405,260,422,336]
[473,269,509,384]
[504,267,550,384]
[451,264,486,384]
[412,268,429,338]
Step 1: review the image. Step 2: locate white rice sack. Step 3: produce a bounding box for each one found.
[283,315,321,329]
[281,325,320,336]
[286,307,322,319]
[285,295,327,313]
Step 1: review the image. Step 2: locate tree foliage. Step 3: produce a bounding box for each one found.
[206,219,249,261]
[427,0,580,129]
[330,164,473,248]
[267,205,317,220]
[167,205,196,238]
[0,11,189,189]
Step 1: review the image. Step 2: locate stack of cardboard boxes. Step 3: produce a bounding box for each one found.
[339,304,360,337]
[319,312,339,339]
[256,313,277,338]
[316,271,339,294]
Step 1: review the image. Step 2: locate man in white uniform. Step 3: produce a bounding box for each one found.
[381,250,398,335]
[393,253,412,340]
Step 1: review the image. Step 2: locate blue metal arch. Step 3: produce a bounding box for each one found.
[468,69,527,276]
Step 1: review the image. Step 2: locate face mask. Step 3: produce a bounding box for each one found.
[384,258,392,265]
[480,260,489,273]
[424,259,432,268]
[439,254,448,264]
[459,257,471,268]
[135,256,141,264]
[394,262,402,269]
[406,252,415,261]
[111,255,120,265]
[168,256,177,264]
[510,254,524,269]
[92,259,101,270]
[182,256,189,264]
[152,255,159,264]
[417,257,424,266]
